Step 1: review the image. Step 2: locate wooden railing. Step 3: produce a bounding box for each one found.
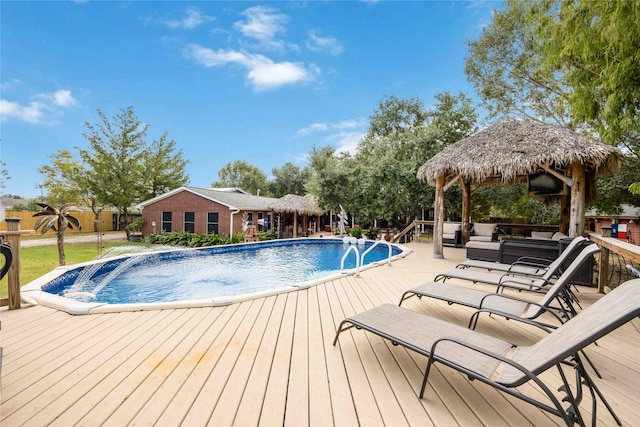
[392,220,433,243]
[588,232,640,292]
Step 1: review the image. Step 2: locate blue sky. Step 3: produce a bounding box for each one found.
[1,1,499,199]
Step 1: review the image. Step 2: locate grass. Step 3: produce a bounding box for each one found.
[0,241,147,299]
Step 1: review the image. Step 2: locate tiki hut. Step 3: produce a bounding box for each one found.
[268,194,320,237]
[417,119,622,258]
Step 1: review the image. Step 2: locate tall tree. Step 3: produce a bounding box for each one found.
[535,0,640,143]
[304,146,353,212]
[270,162,308,197]
[80,107,147,223]
[212,160,270,196]
[140,134,190,201]
[465,0,571,126]
[38,150,87,207]
[353,92,477,224]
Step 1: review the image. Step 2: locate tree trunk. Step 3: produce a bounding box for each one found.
[433,175,445,259]
[569,162,586,238]
[57,232,66,266]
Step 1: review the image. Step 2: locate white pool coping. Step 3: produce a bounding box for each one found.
[20,239,412,315]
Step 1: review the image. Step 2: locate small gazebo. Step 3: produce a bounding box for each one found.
[268,194,320,238]
[417,119,622,258]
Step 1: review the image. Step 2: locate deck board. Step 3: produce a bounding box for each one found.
[2,241,639,426]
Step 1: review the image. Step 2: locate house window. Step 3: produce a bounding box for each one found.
[184,211,195,233]
[246,212,253,225]
[207,212,219,234]
[162,211,172,232]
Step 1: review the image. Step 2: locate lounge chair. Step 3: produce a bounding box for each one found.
[333,279,639,426]
[457,236,588,278]
[399,243,601,331]
[433,240,598,293]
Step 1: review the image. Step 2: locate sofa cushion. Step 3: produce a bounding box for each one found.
[472,223,497,237]
[531,231,554,239]
[469,235,493,242]
[552,232,568,240]
[443,222,461,234]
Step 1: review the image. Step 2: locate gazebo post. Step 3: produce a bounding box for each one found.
[461,179,471,244]
[559,195,570,234]
[569,162,586,237]
[293,211,298,238]
[433,175,445,259]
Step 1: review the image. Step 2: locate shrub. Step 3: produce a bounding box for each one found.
[365,227,379,240]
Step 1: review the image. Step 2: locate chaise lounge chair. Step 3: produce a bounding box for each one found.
[333,279,640,426]
[433,240,597,293]
[457,236,588,278]
[399,243,600,331]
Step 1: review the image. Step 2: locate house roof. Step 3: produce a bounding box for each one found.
[135,186,278,211]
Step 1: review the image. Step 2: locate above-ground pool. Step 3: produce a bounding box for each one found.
[22,238,410,314]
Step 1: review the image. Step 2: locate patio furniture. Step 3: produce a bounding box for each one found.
[459,236,588,278]
[434,241,599,293]
[333,279,639,426]
[442,222,462,247]
[468,223,498,242]
[400,243,600,331]
[465,241,501,262]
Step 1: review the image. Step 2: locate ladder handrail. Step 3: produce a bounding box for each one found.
[340,244,361,275]
[361,240,393,266]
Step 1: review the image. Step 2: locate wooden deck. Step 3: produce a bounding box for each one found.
[1,242,639,426]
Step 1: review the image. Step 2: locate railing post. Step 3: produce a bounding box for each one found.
[598,246,609,294]
[6,217,22,309]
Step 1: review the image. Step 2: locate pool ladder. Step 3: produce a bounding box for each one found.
[340,240,394,277]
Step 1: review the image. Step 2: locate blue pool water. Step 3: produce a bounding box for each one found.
[42,239,403,305]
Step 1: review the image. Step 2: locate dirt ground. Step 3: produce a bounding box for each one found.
[20,231,128,248]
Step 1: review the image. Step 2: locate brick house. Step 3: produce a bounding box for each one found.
[586,204,639,245]
[135,187,277,236]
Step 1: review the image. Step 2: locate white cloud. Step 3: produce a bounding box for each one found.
[306,30,344,56]
[297,122,329,135]
[328,131,366,155]
[234,6,288,43]
[52,90,78,107]
[0,88,77,124]
[186,44,319,91]
[0,99,47,123]
[164,7,214,29]
[0,79,22,91]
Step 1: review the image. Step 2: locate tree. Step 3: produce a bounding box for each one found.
[270,162,309,197]
[140,134,190,201]
[465,0,571,126]
[304,146,353,212]
[212,160,270,196]
[535,0,640,143]
[353,93,477,225]
[80,107,147,225]
[0,159,10,191]
[33,203,81,266]
[38,150,87,207]
[75,106,189,229]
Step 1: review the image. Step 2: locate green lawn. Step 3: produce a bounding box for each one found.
[0,242,148,299]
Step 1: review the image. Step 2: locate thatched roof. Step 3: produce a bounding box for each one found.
[268,194,320,214]
[417,119,622,185]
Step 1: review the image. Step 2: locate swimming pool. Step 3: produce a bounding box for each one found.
[21,238,409,314]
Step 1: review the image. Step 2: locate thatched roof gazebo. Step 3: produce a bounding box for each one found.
[417,119,622,258]
[268,194,320,237]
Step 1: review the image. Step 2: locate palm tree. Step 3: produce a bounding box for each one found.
[33,203,81,266]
